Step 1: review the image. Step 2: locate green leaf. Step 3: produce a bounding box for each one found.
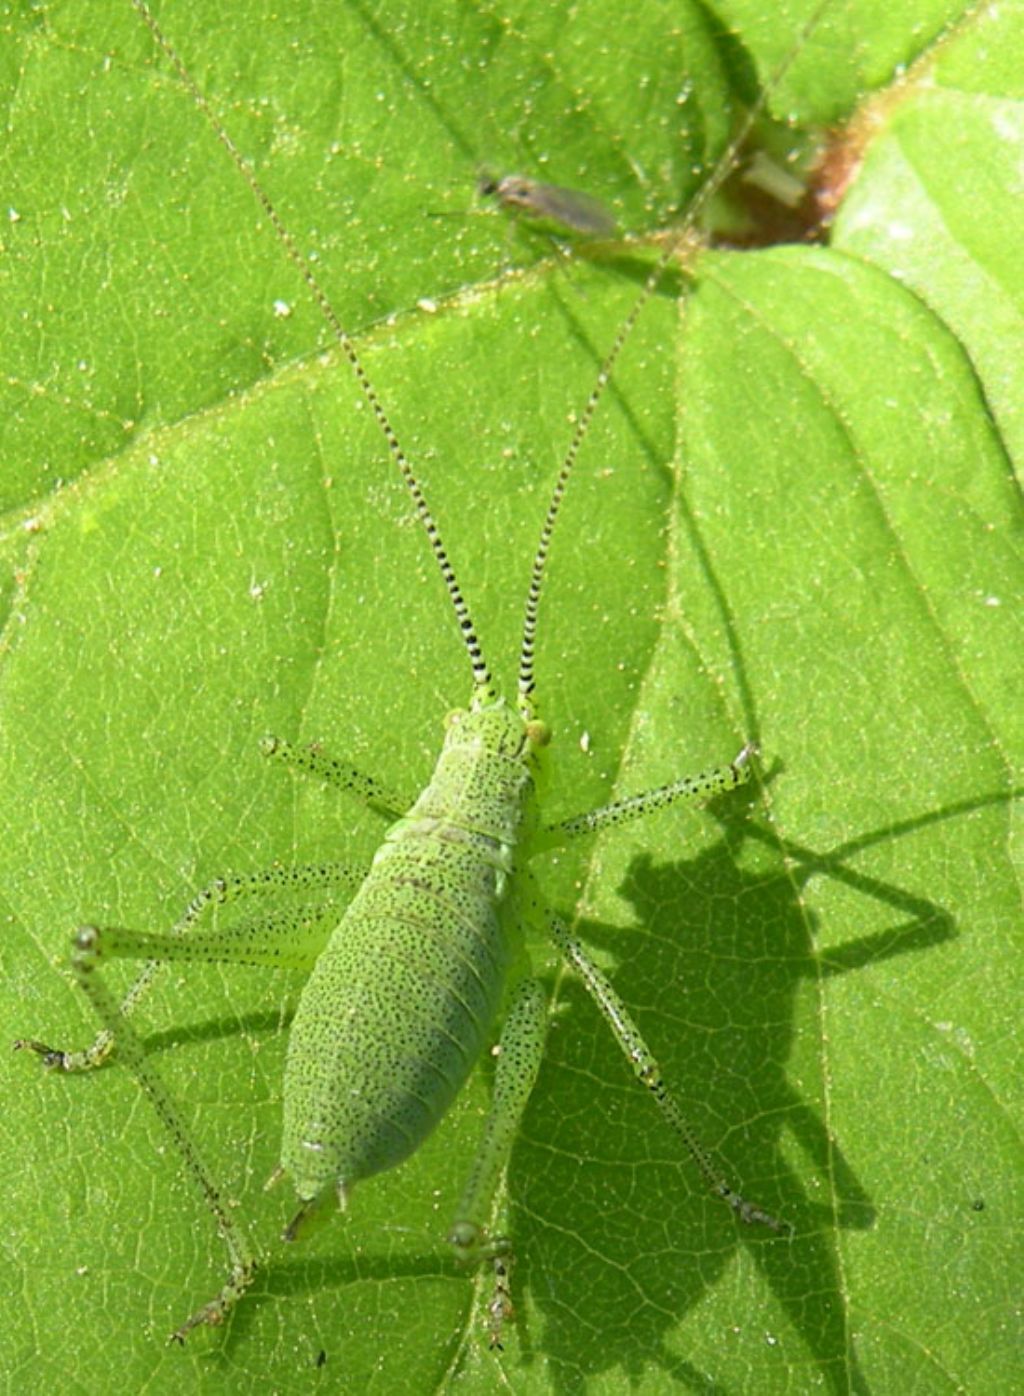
[2,1,1019,1392]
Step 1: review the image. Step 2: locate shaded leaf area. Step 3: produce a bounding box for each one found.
[1,1,1020,1394]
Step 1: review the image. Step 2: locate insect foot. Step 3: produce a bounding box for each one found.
[169,1259,260,1346]
[13,930,119,1073]
[487,1252,515,1352]
[714,1181,792,1234]
[12,1038,69,1070]
[449,1221,516,1351]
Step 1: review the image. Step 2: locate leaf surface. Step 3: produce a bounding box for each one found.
[1,1,1020,1392]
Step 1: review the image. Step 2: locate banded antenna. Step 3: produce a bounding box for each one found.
[516,0,836,716]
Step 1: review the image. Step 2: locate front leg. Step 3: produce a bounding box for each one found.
[538,743,756,848]
[261,735,413,819]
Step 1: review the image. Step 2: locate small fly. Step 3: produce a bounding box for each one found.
[478,172,618,237]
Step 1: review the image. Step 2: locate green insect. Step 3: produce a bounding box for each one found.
[13,0,834,1351]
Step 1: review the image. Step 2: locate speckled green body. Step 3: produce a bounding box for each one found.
[282,699,540,1206]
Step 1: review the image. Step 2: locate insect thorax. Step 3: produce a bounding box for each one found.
[393,696,547,854]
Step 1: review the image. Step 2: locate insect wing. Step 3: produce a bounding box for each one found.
[523,181,618,235]
[487,174,619,235]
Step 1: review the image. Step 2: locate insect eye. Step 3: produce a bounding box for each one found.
[526,720,551,748]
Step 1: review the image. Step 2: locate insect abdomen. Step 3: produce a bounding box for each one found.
[281,832,511,1202]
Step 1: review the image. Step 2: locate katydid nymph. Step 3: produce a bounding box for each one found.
[13,0,840,1352]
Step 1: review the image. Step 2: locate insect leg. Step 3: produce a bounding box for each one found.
[538,743,756,848]
[15,861,364,1072]
[261,734,413,819]
[58,922,257,1342]
[545,909,788,1233]
[448,976,548,1349]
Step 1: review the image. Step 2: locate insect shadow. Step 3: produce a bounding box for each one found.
[516,785,966,1391]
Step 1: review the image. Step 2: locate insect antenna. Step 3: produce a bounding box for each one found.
[517,0,836,717]
[131,0,495,701]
